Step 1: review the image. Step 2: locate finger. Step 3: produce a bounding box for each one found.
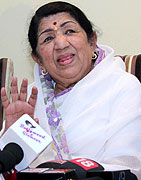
[34,118,39,124]
[1,87,10,108]
[28,86,38,108]
[20,78,28,102]
[11,77,19,102]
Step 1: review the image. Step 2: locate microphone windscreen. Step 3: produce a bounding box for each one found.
[37,160,68,169]
[4,142,24,164]
[60,161,86,179]
[0,143,23,172]
[0,150,16,172]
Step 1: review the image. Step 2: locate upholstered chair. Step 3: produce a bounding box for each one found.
[0,58,14,131]
[120,54,141,82]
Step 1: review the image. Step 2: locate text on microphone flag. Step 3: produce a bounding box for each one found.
[70,158,99,170]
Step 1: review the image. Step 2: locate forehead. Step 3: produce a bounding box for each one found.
[38,12,78,31]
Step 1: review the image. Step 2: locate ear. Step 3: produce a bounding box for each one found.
[31,53,41,65]
[90,32,97,51]
[31,53,46,72]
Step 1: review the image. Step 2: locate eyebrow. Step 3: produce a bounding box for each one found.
[60,20,76,27]
[38,20,76,37]
[39,29,53,37]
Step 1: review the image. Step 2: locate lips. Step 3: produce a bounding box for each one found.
[57,54,75,65]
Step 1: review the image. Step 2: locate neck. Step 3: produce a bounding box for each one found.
[54,83,75,95]
[54,63,94,95]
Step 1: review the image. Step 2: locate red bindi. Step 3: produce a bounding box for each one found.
[53,22,57,25]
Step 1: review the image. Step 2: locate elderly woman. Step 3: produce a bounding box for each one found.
[1,1,141,179]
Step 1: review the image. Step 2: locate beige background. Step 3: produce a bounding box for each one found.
[0,0,141,86]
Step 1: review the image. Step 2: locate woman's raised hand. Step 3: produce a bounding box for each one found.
[1,77,38,132]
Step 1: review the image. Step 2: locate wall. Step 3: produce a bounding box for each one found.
[0,0,141,85]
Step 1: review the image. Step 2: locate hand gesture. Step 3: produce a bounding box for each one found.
[1,77,38,132]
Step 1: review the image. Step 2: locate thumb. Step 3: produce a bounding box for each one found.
[34,118,39,124]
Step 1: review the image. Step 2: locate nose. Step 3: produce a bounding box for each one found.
[54,34,69,50]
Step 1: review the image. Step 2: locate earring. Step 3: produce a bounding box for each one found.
[40,65,48,76]
[92,52,98,60]
[41,69,48,76]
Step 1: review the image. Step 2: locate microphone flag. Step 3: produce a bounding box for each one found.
[0,114,52,171]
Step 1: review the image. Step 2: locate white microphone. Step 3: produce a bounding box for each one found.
[0,114,52,171]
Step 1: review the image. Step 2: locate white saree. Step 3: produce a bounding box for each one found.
[28,45,141,179]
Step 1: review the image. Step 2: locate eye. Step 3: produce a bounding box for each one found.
[65,29,75,35]
[43,36,54,43]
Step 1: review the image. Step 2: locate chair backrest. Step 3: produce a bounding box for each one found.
[120,54,141,82]
[0,58,14,131]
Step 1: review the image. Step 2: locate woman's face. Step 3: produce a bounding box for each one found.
[33,12,96,87]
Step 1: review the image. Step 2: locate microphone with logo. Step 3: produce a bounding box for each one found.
[59,158,104,179]
[17,158,138,180]
[0,114,52,171]
[17,158,105,180]
[58,158,137,180]
[0,142,23,173]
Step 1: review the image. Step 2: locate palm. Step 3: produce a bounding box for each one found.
[4,101,34,130]
[1,77,38,131]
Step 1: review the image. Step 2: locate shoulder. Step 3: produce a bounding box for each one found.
[111,69,141,97]
[109,56,141,89]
